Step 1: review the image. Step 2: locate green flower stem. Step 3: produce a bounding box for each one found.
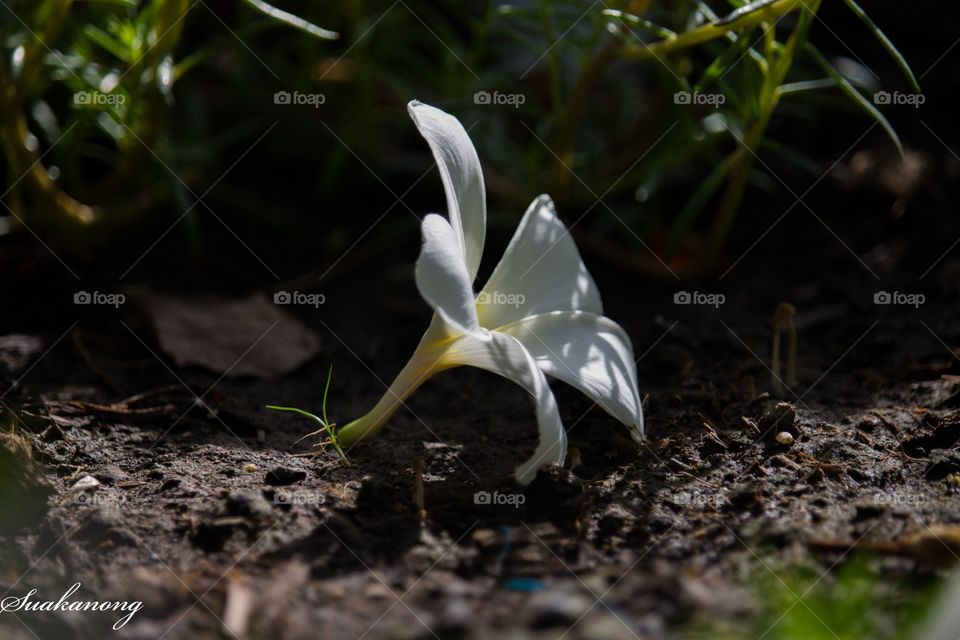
[338,343,454,446]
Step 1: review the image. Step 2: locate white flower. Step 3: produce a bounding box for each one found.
[337,100,644,484]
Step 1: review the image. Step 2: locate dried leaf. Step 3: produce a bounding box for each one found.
[140,292,320,379]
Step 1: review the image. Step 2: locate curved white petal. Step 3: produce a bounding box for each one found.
[415,214,480,336]
[408,101,486,281]
[497,310,644,439]
[477,194,601,329]
[443,330,566,485]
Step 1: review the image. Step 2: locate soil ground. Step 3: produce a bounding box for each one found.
[1,144,960,640]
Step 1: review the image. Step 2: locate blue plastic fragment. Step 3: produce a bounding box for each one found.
[503,577,544,592]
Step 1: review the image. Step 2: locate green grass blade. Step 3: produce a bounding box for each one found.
[778,78,837,95]
[83,24,132,62]
[240,0,338,40]
[321,364,333,427]
[840,0,920,93]
[265,404,324,423]
[806,43,903,157]
[695,25,757,92]
[715,0,779,27]
[601,9,676,39]
[266,402,350,465]
[698,1,768,71]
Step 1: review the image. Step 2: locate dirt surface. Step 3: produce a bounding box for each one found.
[2,151,960,640]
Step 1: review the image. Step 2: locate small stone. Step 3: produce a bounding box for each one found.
[947,473,960,490]
[529,588,592,628]
[758,402,798,441]
[728,482,759,509]
[775,431,794,445]
[854,503,884,522]
[75,507,135,546]
[93,465,127,485]
[438,598,473,631]
[579,612,637,640]
[226,491,273,520]
[598,503,635,536]
[193,521,232,552]
[264,466,307,486]
[71,475,101,492]
[648,514,675,533]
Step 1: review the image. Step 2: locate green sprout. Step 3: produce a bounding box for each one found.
[266,365,349,466]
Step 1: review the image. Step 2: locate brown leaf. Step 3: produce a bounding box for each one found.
[140,292,320,379]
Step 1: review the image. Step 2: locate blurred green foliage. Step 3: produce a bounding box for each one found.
[683,555,940,640]
[0,0,917,268]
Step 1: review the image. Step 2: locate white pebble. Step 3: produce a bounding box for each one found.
[775,431,794,445]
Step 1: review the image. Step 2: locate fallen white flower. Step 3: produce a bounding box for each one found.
[338,101,644,484]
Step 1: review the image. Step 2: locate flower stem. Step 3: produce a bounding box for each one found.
[338,343,452,446]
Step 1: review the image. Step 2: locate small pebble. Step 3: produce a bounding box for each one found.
[226,491,273,520]
[71,475,101,492]
[264,466,307,486]
[93,465,127,485]
[775,431,794,445]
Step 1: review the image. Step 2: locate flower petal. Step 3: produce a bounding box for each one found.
[443,330,566,484]
[408,101,486,281]
[477,194,601,329]
[497,310,644,439]
[415,214,480,336]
